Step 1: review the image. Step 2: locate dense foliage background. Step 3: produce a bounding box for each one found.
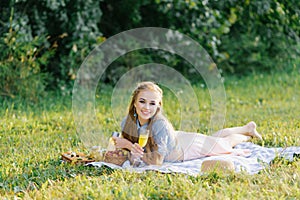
[0,0,299,100]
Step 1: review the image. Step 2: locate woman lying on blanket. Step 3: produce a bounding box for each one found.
[112,81,262,166]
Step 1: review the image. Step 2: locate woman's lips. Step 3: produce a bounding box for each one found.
[141,110,150,115]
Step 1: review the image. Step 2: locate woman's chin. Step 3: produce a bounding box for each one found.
[141,117,151,121]
[139,115,152,121]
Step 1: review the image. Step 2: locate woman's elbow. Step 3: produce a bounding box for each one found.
[143,154,164,165]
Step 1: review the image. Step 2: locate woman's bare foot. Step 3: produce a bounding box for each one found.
[245,121,262,140]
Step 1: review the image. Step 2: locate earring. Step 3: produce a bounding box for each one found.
[133,107,137,117]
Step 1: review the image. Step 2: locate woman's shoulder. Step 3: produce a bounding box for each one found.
[151,116,173,133]
[152,115,169,125]
[152,117,168,125]
[120,116,128,129]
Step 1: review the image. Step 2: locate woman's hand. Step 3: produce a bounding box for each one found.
[112,137,132,150]
[129,143,144,165]
[130,143,144,158]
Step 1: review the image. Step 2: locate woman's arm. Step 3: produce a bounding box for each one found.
[140,151,164,165]
[113,137,146,158]
[112,136,133,150]
[115,137,164,165]
[127,141,164,165]
[126,118,174,166]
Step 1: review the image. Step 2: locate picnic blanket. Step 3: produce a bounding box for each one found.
[86,142,300,176]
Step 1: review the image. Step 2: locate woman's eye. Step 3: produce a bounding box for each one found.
[139,100,145,103]
[150,102,156,105]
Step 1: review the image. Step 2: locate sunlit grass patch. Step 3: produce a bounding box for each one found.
[1,70,300,199]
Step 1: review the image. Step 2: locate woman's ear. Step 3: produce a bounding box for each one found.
[157,105,161,110]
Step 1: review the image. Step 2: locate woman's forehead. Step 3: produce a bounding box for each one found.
[137,90,161,101]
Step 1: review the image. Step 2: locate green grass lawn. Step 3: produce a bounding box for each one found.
[1,70,300,199]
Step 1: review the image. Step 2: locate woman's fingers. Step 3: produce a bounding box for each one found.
[133,143,144,152]
[131,143,144,156]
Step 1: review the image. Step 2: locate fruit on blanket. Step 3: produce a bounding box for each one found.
[104,149,129,166]
[105,149,128,157]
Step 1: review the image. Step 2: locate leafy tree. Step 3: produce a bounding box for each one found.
[1,0,104,92]
[217,0,300,74]
[98,0,299,77]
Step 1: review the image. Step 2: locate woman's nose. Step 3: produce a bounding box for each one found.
[144,103,150,109]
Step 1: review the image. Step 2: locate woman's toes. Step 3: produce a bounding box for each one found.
[247,121,257,130]
[247,121,262,140]
[252,130,263,140]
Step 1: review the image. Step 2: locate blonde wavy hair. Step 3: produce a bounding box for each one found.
[122,81,164,146]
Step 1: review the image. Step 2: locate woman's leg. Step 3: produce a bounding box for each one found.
[211,121,262,140]
[176,132,251,160]
[223,134,251,147]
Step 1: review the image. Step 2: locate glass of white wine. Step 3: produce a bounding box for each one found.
[138,129,149,148]
[133,128,149,166]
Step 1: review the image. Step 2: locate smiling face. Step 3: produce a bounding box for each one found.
[134,89,161,126]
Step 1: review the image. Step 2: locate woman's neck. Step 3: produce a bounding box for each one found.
[137,117,149,127]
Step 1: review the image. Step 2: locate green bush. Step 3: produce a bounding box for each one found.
[0,0,104,94]
[217,0,300,74]
[0,10,54,102]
